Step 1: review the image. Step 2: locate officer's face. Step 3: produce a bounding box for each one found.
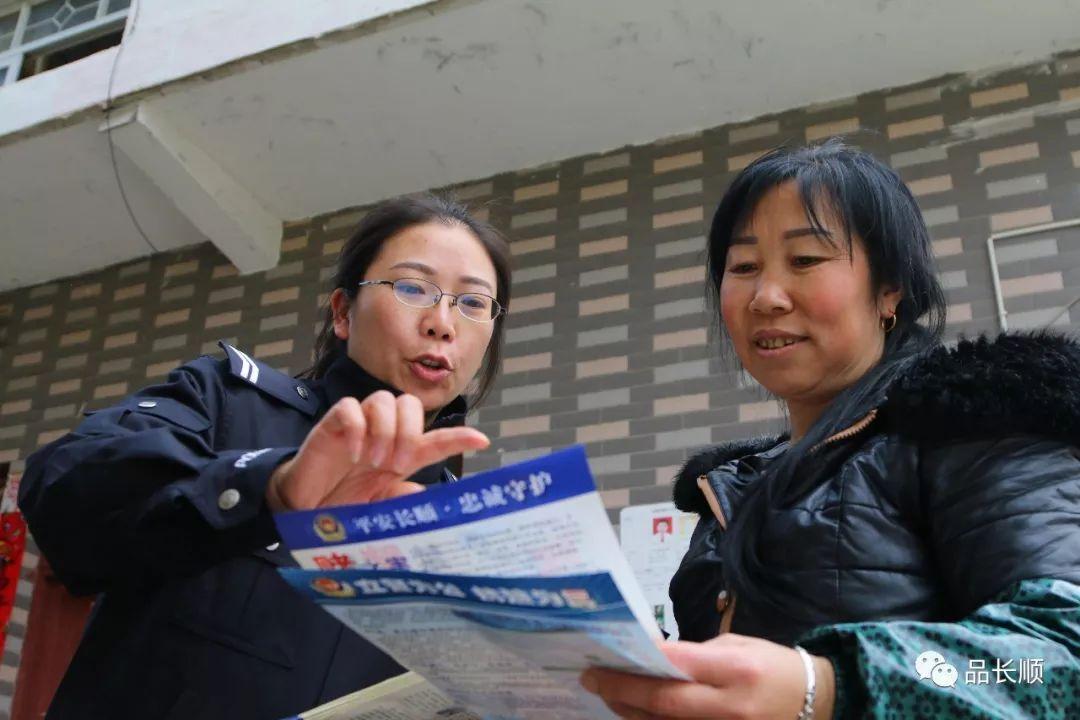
[332,222,498,411]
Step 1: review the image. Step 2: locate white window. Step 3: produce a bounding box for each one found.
[0,0,129,86]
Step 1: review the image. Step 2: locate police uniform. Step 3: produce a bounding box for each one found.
[19,343,465,719]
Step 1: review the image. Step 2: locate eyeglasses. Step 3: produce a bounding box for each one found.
[357,278,505,322]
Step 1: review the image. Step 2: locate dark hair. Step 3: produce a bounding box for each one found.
[706,139,947,621]
[300,194,512,409]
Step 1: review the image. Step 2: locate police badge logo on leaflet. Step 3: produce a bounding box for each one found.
[310,577,356,598]
[314,513,347,543]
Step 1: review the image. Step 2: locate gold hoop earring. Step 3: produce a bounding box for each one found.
[880,314,897,333]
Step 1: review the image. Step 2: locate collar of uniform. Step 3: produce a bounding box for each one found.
[317,354,468,428]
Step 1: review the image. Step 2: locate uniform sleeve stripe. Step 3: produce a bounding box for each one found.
[216,340,316,417]
[237,348,252,381]
[237,348,259,385]
[222,343,246,378]
[222,343,258,385]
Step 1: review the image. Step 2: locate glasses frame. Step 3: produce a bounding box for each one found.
[357,278,506,322]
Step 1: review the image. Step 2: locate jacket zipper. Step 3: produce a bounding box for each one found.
[811,407,879,452]
[696,474,738,632]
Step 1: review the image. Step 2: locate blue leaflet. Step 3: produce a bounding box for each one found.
[279,566,635,624]
[274,445,596,550]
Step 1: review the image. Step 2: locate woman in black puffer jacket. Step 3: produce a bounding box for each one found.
[581,141,1079,719]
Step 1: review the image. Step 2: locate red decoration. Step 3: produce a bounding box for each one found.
[0,513,27,656]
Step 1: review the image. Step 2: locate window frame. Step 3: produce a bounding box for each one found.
[0,0,129,86]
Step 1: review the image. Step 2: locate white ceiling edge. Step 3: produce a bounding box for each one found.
[0,0,438,140]
[4,0,1080,293]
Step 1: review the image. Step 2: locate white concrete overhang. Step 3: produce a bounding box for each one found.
[2,0,1080,291]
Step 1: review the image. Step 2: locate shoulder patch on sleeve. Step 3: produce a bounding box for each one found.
[220,342,261,385]
[218,341,319,417]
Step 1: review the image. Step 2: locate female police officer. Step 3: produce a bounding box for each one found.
[20,194,512,719]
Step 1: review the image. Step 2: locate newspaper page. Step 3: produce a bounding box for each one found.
[275,446,662,637]
[280,568,685,720]
[285,672,479,720]
[618,502,697,639]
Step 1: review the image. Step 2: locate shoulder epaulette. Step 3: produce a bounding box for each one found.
[218,341,319,417]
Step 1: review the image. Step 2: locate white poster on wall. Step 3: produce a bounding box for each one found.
[618,502,697,640]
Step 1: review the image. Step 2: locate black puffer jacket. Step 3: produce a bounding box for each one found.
[670,333,1080,718]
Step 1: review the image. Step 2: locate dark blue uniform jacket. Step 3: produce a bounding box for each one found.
[20,343,465,719]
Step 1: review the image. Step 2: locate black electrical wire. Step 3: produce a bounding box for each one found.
[103,0,158,254]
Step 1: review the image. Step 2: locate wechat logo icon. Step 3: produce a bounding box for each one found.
[915,650,958,689]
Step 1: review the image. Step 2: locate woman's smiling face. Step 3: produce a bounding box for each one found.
[720,181,900,413]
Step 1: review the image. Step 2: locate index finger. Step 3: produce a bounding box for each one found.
[402,427,490,476]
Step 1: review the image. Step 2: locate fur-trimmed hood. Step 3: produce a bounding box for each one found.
[673,332,1080,513]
